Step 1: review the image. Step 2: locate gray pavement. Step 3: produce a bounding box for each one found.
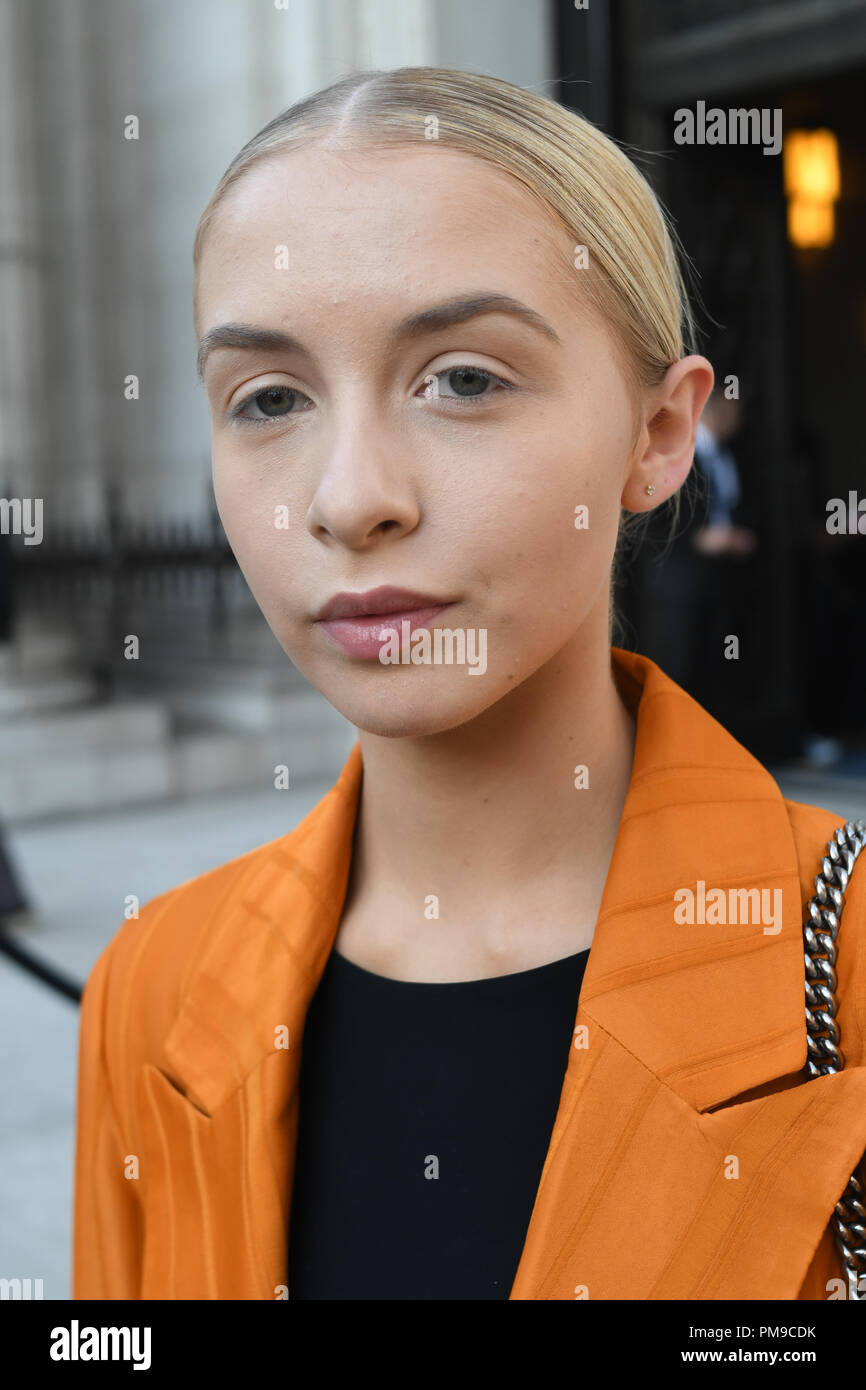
[1,767,864,1301]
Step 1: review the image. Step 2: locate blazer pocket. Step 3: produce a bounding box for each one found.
[142,1061,213,1119]
[137,1061,271,1299]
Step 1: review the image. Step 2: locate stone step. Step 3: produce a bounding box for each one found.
[0,628,82,675]
[0,691,356,822]
[176,723,357,797]
[111,676,318,732]
[0,743,176,821]
[0,700,170,759]
[0,672,98,719]
[97,636,287,661]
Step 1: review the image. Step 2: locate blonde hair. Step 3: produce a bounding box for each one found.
[193,66,700,639]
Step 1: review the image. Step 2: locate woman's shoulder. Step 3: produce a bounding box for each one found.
[783,795,866,1048]
[784,796,866,917]
[90,745,361,1017]
[81,749,362,1077]
[783,795,866,887]
[82,833,289,1069]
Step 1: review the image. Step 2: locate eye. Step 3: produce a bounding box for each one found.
[418,365,512,404]
[229,383,312,426]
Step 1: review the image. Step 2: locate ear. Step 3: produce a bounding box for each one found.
[621,356,715,512]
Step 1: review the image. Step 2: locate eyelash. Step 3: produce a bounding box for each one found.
[227,365,514,429]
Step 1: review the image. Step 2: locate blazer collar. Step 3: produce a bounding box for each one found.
[160,646,806,1119]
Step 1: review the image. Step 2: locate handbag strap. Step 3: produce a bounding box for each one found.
[803,818,866,1299]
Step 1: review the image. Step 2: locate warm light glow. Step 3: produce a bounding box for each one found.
[787,198,834,249]
[784,128,840,248]
[784,129,840,200]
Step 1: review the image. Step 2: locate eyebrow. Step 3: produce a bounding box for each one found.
[196,292,561,381]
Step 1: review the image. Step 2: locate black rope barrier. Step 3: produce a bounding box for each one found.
[0,926,83,1003]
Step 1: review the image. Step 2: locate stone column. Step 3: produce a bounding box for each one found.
[0,0,50,504]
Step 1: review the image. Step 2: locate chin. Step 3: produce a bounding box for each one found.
[318,673,505,740]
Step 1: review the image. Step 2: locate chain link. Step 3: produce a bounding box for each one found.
[803,818,866,1299]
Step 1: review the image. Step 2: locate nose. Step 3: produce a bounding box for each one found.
[305,402,422,550]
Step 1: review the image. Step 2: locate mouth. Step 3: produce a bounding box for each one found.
[314,586,456,659]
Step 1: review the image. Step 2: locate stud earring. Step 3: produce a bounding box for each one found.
[645,483,656,496]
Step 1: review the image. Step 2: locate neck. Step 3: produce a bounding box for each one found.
[340,608,638,976]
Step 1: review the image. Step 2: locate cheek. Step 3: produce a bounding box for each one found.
[211,448,299,606]
[466,433,623,622]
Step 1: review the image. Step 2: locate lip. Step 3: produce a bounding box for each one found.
[314,586,456,660]
[315,586,451,621]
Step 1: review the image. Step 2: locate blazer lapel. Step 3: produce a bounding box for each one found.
[510,649,866,1300]
[138,743,364,1298]
[138,648,866,1300]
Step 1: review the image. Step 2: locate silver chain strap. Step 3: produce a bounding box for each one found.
[803,818,866,1299]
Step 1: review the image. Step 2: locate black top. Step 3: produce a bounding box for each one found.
[288,943,591,1299]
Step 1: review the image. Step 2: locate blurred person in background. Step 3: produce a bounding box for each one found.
[637,387,756,704]
[790,419,866,768]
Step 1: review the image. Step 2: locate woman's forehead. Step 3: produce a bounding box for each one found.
[196,144,578,330]
[205,144,570,270]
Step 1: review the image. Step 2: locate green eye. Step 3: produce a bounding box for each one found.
[420,366,512,402]
[231,384,312,425]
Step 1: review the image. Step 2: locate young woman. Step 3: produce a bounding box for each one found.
[73,66,866,1301]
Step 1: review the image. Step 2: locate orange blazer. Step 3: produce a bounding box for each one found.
[72,647,866,1300]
